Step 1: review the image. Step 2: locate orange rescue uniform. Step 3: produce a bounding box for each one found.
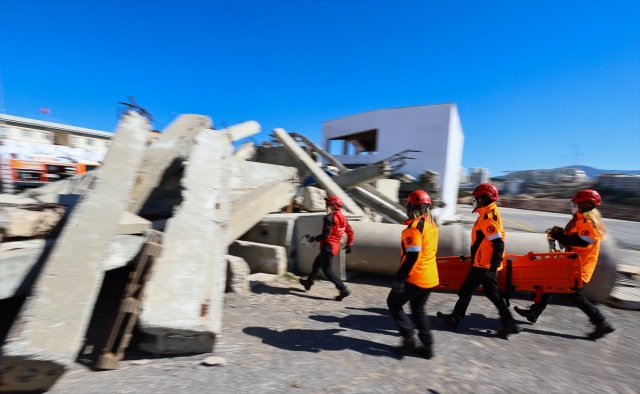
[400,215,439,289]
[564,212,602,283]
[471,202,506,271]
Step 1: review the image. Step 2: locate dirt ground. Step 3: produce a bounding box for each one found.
[49,273,639,394]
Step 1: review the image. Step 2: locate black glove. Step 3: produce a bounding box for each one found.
[459,255,467,262]
[550,226,564,239]
[344,245,352,254]
[307,235,316,242]
[391,281,405,294]
[484,270,498,281]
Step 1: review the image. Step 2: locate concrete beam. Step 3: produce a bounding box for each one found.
[228,179,298,244]
[0,110,149,392]
[226,120,260,142]
[138,129,231,355]
[272,128,369,220]
[331,161,392,190]
[127,114,212,214]
[233,141,257,161]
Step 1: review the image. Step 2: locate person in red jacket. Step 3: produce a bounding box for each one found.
[387,190,439,359]
[514,189,615,340]
[299,196,355,301]
[437,183,520,338]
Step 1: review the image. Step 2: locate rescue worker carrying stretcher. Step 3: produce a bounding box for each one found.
[299,196,355,301]
[514,189,615,340]
[387,190,439,359]
[437,183,520,338]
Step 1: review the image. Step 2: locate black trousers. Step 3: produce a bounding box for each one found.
[387,282,434,346]
[308,248,347,291]
[531,287,605,324]
[453,266,515,326]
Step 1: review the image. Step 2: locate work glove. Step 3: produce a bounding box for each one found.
[343,245,352,254]
[301,234,315,247]
[484,270,498,281]
[391,281,405,294]
[550,226,564,239]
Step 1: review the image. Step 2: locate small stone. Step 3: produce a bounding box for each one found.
[202,356,227,366]
[131,359,152,365]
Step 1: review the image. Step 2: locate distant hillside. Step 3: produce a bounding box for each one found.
[567,165,640,180]
[493,165,640,182]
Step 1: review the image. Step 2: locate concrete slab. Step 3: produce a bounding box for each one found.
[228,240,287,275]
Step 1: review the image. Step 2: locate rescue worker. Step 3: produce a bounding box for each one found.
[437,183,520,338]
[514,189,615,340]
[299,196,354,301]
[387,190,439,359]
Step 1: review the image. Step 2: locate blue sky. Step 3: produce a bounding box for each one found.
[1,0,638,175]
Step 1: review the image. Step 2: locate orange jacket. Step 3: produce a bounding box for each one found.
[399,215,439,289]
[564,212,602,283]
[471,203,506,271]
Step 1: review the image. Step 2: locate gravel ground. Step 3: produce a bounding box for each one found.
[50,273,639,394]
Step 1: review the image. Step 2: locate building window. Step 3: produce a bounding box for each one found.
[21,130,32,138]
[104,141,110,148]
[86,139,94,146]
[0,127,8,138]
[71,137,79,146]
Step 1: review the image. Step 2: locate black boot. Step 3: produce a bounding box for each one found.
[588,322,615,340]
[414,344,433,359]
[514,305,538,323]
[393,336,416,355]
[335,287,351,301]
[436,312,460,330]
[299,278,313,291]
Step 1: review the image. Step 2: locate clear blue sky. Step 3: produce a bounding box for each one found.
[1,0,638,175]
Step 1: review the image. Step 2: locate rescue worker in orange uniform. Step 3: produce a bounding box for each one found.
[515,189,615,340]
[299,196,355,301]
[387,190,439,358]
[437,183,520,338]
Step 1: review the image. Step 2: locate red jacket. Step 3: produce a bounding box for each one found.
[314,209,355,255]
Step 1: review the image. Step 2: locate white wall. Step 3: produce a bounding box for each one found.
[322,104,464,220]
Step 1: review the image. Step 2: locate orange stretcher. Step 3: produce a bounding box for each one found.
[435,252,583,305]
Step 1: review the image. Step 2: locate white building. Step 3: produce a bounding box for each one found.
[0,114,113,163]
[322,103,464,220]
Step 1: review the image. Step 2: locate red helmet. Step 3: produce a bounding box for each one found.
[572,189,601,206]
[406,190,432,207]
[472,183,499,201]
[324,196,343,208]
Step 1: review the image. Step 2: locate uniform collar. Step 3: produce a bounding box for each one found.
[473,202,497,214]
[403,215,426,226]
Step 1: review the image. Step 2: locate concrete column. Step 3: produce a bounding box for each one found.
[0,110,149,393]
[273,128,369,220]
[137,129,231,355]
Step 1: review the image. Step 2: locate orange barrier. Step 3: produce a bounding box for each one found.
[436,252,583,303]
